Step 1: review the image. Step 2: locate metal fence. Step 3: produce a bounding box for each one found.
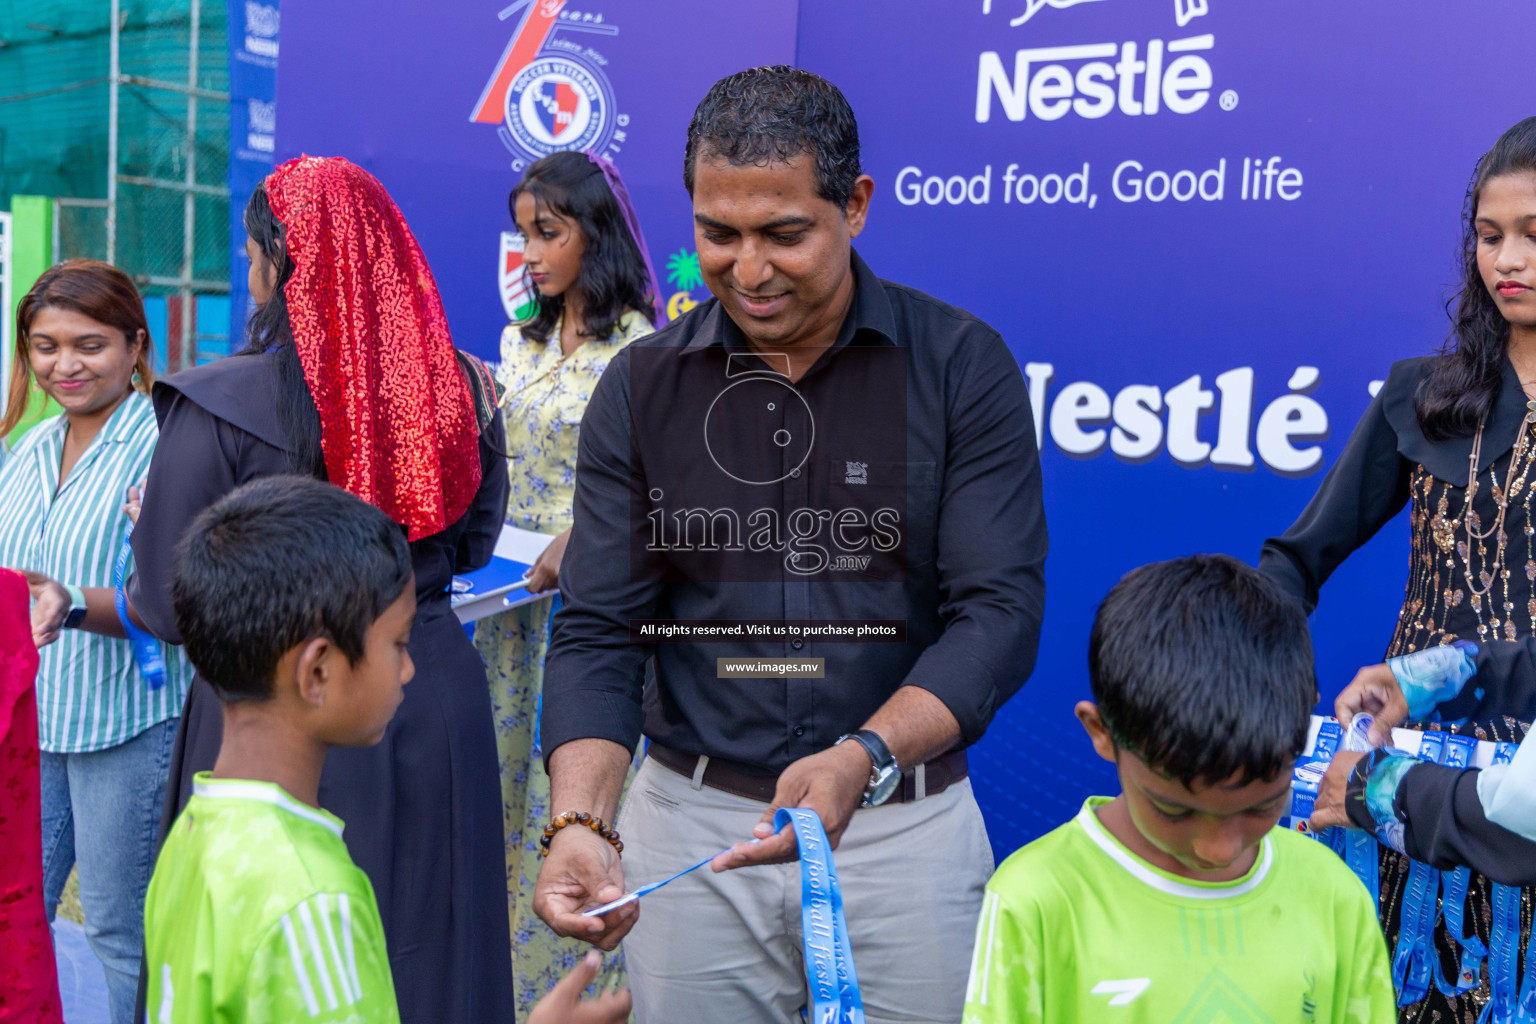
[1,1,231,371]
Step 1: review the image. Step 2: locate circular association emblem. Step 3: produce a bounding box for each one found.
[504,56,614,158]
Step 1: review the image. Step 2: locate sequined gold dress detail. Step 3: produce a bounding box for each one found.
[1261,355,1535,1024]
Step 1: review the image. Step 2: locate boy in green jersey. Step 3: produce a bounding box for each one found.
[143,476,629,1024]
[964,554,1395,1024]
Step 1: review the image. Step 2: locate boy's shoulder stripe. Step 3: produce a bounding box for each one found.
[276,891,372,1018]
[279,912,322,1016]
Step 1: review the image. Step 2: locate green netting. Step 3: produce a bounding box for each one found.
[0,1,230,291]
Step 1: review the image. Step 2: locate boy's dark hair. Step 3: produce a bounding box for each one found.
[171,476,413,702]
[684,65,862,209]
[1088,554,1316,788]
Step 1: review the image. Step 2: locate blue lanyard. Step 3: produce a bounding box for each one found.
[1518,903,1536,1023]
[1342,824,1379,901]
[1434,735,1486,998]
[1339,716,1381,909]
[113,525,166,690]
[776,807,866,1024]
[1481,743,1524,1024]
[579,846,735,919]
[1393,731,1447,1007]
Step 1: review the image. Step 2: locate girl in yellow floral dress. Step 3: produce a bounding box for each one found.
[474,150,662,1021]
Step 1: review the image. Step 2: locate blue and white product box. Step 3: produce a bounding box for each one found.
[1288,756,1330,834]
[1286,715,1501,832]
[1287,720,1344,834]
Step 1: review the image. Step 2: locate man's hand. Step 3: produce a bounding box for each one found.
[527,528,571,594]
[21,571,69,648]
[1336,663,1409,747]
[1307,749,1366,832]
[712,740,871,871]
[527,951,632,1024]
[532,825,637,951]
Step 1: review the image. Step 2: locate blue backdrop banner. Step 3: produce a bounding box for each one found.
[227,0,281,348]
[273,0,1536,859]
[273,0,798,360]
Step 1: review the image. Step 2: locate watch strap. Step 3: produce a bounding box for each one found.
[838,729,897,773]
[63,583,88,629]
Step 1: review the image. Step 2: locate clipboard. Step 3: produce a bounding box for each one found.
[450,525,559,624]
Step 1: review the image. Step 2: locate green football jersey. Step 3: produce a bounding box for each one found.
[964,797,1395,1024]
[144,773,400,1023]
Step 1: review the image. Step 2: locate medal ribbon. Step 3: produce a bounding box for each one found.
[1340,717,1381,907]
[1434,735,1487,998]
[776,807,866,1024]
[114,524,166,690]
[1481,742,1524,1024]
[1393,732,1448,1007]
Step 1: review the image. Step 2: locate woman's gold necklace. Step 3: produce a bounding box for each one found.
[1461,401,1536,612]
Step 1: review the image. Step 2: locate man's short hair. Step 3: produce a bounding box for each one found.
[684,65,862,209]
[1088,554,1316,788]
[171,475,413,702]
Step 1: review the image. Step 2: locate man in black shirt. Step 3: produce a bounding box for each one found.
[532,66,1047,1023]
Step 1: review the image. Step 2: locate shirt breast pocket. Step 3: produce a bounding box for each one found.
[819,459,938,578]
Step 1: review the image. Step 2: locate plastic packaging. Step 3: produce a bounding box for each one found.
[1343,713,1377,753]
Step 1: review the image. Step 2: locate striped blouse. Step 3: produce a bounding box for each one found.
[0,392,190,752]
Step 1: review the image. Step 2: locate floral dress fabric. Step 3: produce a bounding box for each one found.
[474,311,652,1020]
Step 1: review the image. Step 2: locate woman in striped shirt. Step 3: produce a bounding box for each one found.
[0,260,192,1024]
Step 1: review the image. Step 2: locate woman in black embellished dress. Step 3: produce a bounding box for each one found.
[1261,118,1536,1023]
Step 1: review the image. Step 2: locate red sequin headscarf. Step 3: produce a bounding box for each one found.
[266,156,480,541]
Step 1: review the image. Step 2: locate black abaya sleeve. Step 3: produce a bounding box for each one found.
[1258,372,1415,612]
[1392,762,1536,887]
[454,412,510,574]
[126,393,242,644]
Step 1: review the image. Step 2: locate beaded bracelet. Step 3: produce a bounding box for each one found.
[539,810,624,857]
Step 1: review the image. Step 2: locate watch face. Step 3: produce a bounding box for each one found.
[867,766,902,807]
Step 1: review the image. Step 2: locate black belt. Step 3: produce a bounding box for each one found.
[647,742,968,805]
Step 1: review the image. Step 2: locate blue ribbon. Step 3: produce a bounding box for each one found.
[775,807,866,1024]
[1339,715,1381,909]
[1342,826,1379,901]
[578,846,735,919]
[1518,901,1536,1023]
[1432,735,1487,998]
[1481,742,1524,1024]
[1393,732,1448,1006]
[114,525,166,690]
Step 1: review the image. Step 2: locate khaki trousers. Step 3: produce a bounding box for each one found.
[616,756,994,1024]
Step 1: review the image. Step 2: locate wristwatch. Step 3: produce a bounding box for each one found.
[836,729,901,807]
[63,584,88,629]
